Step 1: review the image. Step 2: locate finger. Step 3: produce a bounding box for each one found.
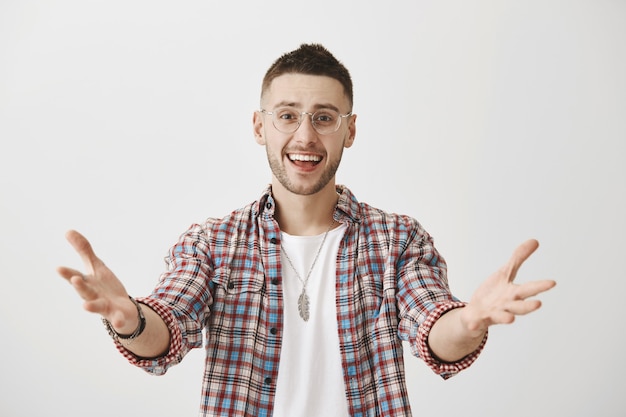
[57,266,84,282]
[65,230,100,272]
[83,298,108,314]
[503,299,543,316]
[504,239,539,282]
[515,279,557,299]
[489,310,516,326]
[57,266,100,302]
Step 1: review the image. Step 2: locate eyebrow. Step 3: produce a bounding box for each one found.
[273,101,341,113]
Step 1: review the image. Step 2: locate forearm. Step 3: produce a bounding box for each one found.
[427,307,486,363]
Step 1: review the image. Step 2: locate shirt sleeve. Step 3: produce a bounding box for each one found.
[395,219,487,379]
[110,223,214,375]
[414,301,487,379]
[111,297,186,375]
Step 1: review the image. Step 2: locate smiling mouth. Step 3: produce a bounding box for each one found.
[288,153,322,167]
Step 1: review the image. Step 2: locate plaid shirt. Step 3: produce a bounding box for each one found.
[117,185,485,416]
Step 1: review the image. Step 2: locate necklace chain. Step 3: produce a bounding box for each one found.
[280,221,335,321]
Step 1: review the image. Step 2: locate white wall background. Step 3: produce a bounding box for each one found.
[1,1,624,416]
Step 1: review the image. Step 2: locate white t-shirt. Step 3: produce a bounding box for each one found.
[273,224,350,417]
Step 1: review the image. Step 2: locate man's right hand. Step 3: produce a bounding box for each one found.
[57,230,139,334]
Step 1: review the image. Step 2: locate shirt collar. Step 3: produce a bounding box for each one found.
[253,184,362,224]
[334,184,362,224]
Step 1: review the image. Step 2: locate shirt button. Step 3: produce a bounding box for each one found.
[227,281,235,290]
[270,237,277,244]
[266,202,272,209]
[271,278,279,285]
[264,377,272,385]
[270,327,277,335]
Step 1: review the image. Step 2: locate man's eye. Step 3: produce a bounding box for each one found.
[277,110,298,121]
[314,112,335,123]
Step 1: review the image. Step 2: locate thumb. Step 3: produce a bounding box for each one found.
[65,230,100,272]
[505,239,539,283]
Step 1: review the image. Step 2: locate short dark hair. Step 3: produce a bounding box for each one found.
[261,43,353,109]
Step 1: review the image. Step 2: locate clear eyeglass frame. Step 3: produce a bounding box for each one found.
[259,107,352,135]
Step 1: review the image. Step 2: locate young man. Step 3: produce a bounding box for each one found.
[58,44,556,417]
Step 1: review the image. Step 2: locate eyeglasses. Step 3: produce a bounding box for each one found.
[260,107,352,135]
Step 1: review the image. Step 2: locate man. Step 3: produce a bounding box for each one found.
[57,44,556,417]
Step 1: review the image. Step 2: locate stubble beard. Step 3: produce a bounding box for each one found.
[266,147,343,196]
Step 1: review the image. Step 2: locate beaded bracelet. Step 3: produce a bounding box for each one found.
[102,296,146,344]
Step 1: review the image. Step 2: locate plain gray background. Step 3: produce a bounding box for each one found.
[1,1,624,416]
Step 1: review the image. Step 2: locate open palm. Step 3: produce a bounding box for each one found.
[461,239,557,332]
[57,230,134,329]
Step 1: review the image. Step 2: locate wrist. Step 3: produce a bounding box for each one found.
[102,296,146,344]
[459,305,488,338]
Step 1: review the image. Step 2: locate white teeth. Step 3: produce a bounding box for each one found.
[288,154,322,162]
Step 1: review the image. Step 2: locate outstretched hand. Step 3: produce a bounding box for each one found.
[57,230,135,330]
[461,239,557,333]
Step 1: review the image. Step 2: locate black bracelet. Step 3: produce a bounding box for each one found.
[102,296,146,344]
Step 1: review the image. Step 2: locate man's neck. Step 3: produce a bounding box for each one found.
[272,183,339,236]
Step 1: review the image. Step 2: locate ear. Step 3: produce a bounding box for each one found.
[344,113,357,149]
[253,111,266,145]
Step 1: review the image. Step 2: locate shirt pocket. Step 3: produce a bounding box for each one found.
[213,266,264,294]
[211,266,265,324]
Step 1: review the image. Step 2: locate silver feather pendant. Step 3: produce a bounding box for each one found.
[298,289,310,321]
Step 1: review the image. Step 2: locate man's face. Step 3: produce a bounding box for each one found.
[253,73,356,196]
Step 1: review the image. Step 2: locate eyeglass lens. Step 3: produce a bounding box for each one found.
[271,107,342,134]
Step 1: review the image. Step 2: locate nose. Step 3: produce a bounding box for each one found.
[294,112,318,143]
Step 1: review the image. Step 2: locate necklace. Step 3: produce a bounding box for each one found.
[280,221,334,321]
